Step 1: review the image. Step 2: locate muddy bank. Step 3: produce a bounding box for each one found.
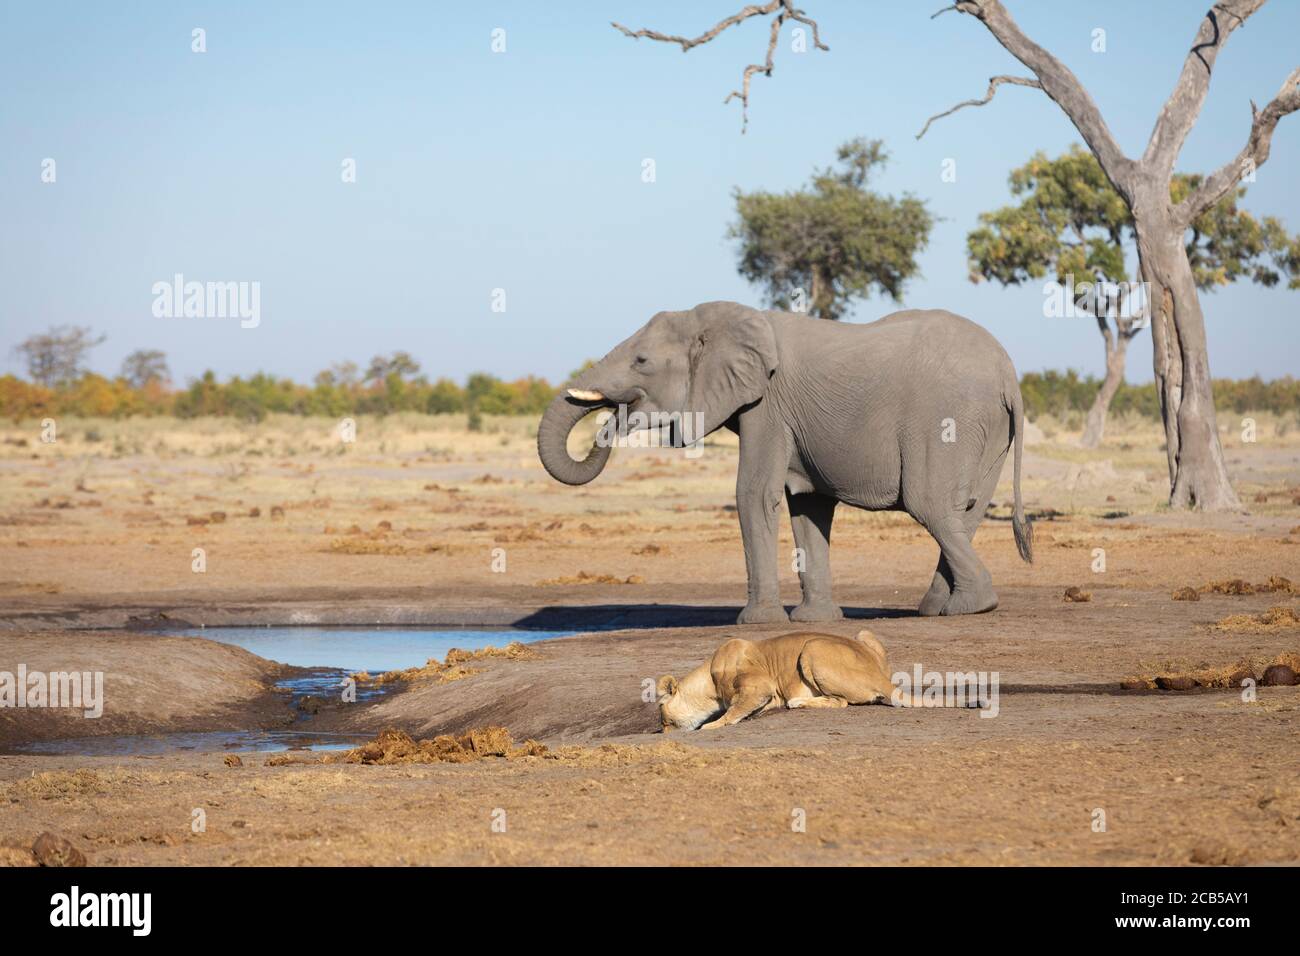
[3,584,1298,750]
[0,587,1296,865]
[2,721,1297,866]
[337,586,1300,745]
[0,584,752,631]
[0,631,294,749]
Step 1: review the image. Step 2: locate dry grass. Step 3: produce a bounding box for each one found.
[355,641,538,686]
[1122,649,1300,690]
[1198,576,1295,596]
[4,409,1300,867]
[325,537,450,556]
[3,768,155,801]
[332,727,549,765]
[1213,605,1300,633]
[538,571,645,586]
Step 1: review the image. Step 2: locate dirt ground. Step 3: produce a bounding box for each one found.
[0,412,1298,865]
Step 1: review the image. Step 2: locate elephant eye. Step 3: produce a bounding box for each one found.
[633,355,649,369]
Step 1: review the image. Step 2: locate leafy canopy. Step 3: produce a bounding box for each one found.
[729,138,933,320]
[968,144,1300,295]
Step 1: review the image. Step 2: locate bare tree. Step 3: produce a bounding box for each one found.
[613,1,828,132]
[619,1,1300,512]
[120,349,170,389]
[323,361,361,389]
[13,326,105,387]
[364,352,421,384]
[915,1,1300,511]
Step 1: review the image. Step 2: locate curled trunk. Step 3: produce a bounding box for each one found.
[536,391,612,486]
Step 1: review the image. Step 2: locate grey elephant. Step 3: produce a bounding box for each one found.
[537,301,1032,623]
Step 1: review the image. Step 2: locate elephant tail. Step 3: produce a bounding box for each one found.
[1007,381,1033,563]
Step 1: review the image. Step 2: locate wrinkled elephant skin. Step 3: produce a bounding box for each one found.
[537,301,1033,623]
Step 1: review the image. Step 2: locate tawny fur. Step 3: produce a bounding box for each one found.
[656,629,942,731]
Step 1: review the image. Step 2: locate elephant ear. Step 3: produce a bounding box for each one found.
[686,302,779,438]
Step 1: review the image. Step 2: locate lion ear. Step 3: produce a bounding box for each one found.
[853,629,886,662]
[656,675,679,698]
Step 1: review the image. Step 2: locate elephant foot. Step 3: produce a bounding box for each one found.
[917,574,951,617]
[737,602,790,625]
[790,599,843,623]
[939,586,998,616]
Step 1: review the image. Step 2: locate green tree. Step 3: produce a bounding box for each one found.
[174,370,223,418]
[425,378,465,414]
[465,372,514,415]
[968,145,1299,446]
[729,138,933,320]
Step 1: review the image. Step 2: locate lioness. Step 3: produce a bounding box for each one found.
[656,629,951,731]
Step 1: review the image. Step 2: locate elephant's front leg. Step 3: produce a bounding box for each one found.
[787,491,843,622]
[735,425,790,625]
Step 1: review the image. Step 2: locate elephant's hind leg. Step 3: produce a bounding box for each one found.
[925,512,997,615]
[917,451,1005,616]
[918,555,956,617]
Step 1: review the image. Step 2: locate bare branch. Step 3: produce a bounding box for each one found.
[940,1,1135,194]
[722,12,786,132]
[612,1,828,132]
[611,2,782,52]
[915,74,1040,140]
[784,8,829,51]
[1179,65,1300,222]
[1096,312,1116,354]
[1142,1,1267,171]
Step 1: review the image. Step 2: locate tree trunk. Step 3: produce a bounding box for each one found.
[809,265,834,319]
[1134,210,1242,511]
[1080,328,1127,449]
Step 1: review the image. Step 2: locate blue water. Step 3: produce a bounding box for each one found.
[11,627,575,757]
[173,626,573,673]
[16,730,371,757]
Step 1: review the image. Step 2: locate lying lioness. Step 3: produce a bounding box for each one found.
[657,629,944,731]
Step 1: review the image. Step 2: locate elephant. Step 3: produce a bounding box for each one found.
[536,301,1032,623]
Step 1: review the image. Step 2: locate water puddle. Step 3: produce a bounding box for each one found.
[14,626,574,757]
[16,730,372,757]
[172,625,575,673]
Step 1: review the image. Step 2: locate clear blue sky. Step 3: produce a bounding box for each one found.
[2,1,1297,386]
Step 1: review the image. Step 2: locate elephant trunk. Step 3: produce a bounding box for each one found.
[536,388,613,486]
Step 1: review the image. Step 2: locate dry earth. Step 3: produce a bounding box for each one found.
[0,412,1297,865]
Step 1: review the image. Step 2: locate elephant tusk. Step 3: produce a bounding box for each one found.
[567,388,606,402]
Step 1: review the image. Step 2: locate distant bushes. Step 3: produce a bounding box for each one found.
[0,370,561,423]
[2,366,1295,424]
[1019,371,1299,422]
